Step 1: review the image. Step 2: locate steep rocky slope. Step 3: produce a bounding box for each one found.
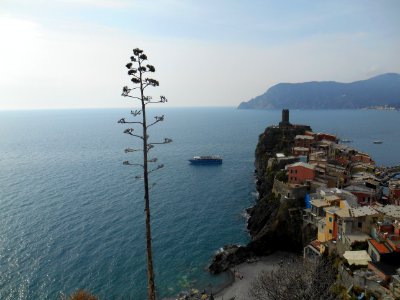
[209,124,316,274]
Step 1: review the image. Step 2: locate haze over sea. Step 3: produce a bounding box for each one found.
[1,108,399,299]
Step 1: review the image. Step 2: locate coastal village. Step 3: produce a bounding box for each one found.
[186,110,400,300]
[270,109,400,299]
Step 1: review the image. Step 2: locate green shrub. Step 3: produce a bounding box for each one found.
[275,170,288,183]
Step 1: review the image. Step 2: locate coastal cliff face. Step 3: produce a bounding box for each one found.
[209,123,316,274]
[247,125,312,253]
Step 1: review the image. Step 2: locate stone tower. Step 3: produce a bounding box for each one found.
[279,109,290,127]
[282,109,289,124]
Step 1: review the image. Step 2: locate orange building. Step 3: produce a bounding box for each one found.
[323,206,340,241]
[287,162,316,184]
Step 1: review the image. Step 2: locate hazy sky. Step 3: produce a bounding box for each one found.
[1,0,400,109]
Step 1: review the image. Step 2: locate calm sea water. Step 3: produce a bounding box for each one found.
[0,108,399,299]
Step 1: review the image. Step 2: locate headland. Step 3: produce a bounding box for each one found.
[209,109,400,299]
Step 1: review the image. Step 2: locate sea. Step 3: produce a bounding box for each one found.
[0,108,399,300]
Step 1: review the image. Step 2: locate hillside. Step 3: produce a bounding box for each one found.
[238,73,400,109]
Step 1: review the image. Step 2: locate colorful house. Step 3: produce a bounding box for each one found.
[367,219,400,283]
[344,184,381,205]
[287,162,316,185]
[373,220,400,253]
[336,206,382,252]
[368,239,392,262]
[317,206,341,242]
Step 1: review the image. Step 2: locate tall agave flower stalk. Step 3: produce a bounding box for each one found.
[119,48,171,300]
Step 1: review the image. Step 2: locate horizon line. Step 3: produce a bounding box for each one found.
[0,105,241,112]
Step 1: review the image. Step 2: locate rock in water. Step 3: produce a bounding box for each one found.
[208,245,254,274]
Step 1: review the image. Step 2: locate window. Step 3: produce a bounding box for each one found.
[358,222,362,228]
[329,217,333,223]
[329,229,332,234]
[371,251,377,261]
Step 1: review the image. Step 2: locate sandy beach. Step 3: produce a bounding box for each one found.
[215,251,299,300]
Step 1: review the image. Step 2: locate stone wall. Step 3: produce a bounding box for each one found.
[272,179,308,202]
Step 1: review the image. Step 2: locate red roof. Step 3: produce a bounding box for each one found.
[369,239,391,254]
[310,240,321,251]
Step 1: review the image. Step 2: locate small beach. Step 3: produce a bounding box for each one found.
[215,252,299,300]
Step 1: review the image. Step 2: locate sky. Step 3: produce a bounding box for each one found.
[1,0,400,110]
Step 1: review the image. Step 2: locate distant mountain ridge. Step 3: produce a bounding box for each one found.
[238,73,400,109]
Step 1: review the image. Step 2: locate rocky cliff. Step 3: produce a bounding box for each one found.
[246,124,314,253]
[209,123,317,274]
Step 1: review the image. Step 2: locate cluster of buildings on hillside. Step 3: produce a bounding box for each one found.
[271,110,400,297]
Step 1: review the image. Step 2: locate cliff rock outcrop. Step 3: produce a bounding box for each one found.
[209,121,316,274]
[247,124,312,252]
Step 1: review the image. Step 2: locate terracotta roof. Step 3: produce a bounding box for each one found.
[310,240,321,251]
[369,239,391,254]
